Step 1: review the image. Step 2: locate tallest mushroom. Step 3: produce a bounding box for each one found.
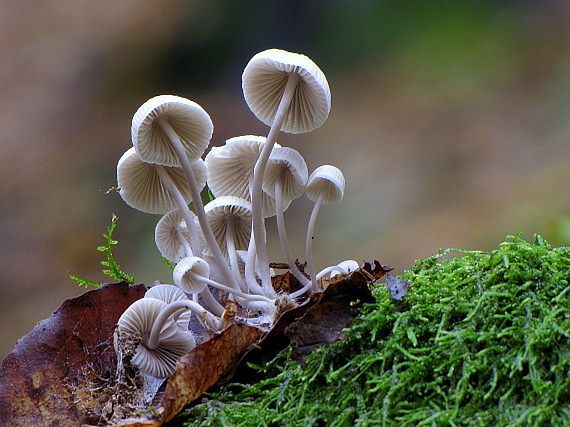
[242,49,331,292]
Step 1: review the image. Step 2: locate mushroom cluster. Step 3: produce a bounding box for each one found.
[114,49,356,379]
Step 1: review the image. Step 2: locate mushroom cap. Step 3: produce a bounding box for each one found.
[204,196,253,255]
[155,208,205,262]
[173,256,211,294]
[305,165,345,204]
[204,135,289,217]
[115,297,195,378]
[132,95,213,166]
[242,49,331,134]
[145,284,192,330]
[117,147,207,214]
[262,146,308,201]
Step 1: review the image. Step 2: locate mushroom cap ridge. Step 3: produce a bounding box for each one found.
[242,49,331,134]
[117,147,207,214]
[132,94,213,167]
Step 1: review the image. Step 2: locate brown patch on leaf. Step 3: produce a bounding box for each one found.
[0,282,147,427]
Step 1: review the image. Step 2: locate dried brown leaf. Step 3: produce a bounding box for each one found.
[0,282,147,427]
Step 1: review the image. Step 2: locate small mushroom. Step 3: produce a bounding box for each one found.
[292,165,345,297]
[132,94,213,167]
[154,208,204,262]
[204,196,253,292]
[316,260,360,281]
[117,147,206,215]
[114,297,196,379]
[241,49,331,291]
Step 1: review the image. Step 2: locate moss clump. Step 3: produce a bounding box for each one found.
[179,235,570,426]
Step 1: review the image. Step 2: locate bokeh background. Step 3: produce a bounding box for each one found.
[2,0,570,359]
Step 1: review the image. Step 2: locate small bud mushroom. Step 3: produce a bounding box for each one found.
[132,95,238,292]
[291,165,345,297]
[262,146,309,287]
[173,256,275,317]
[114,297,197,379]
[242,49,331,291]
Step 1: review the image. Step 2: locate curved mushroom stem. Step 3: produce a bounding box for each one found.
[187,272,273,305]
[244,232,266,296]
[250,73,300,296]
[316,265,348,281]
[156,117,240,292]
[290,191,324,298]
[274,172,310,287]
[154,166,203,255]
[144,300,219,350]
[305,191,324,292]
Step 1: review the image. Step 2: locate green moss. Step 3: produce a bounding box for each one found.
[179,235,570,426]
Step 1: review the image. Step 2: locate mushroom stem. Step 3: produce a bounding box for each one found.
[274,173,310,287]
[186,272,273,305]
[175,227,194,257]
[199,287,225,317]
[290,191,325,298]
[156,117,239,291]
[305,191,324,292]
[250,73,300,295]
[154,166,203,255]
[225,216,247,292]
[244,232,266,296]
[144,300,219,350]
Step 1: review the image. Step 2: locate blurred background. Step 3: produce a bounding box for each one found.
[2,0,570,359]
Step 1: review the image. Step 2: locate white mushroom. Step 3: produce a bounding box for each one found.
[293,165,345,297]
[241,49,331,292]
[204,196,253,291]
[117,147,206,215]
[132,95,213,167]
[154,208,204,262]
[144,284,192,330]
[316,260,360,281]
[114,298,197,379]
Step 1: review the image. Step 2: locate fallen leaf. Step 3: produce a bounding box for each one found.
[0,282,147,427]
